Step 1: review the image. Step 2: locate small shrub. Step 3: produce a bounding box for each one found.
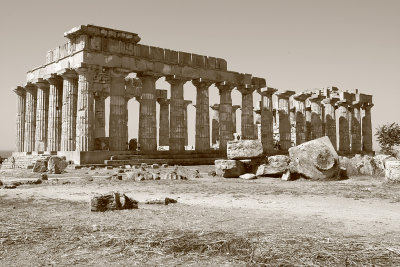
[375,123,400,156]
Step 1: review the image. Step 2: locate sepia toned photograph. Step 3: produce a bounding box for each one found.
[0,0,399,266]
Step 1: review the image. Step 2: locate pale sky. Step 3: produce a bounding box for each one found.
[0,0,399,150]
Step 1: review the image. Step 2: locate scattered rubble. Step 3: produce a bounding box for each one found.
[90,192,138,212]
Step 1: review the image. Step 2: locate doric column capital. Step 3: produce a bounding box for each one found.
[94,90,108,100]
[276,90,295,99]
[137,71,162,81]
[322,97,339,106]
[157,98,170,105]
[58,68,78,80]
[237,85,255,95]
[362,103,374,111]
[44,73,62,85]
[352,101,363,109]
[308,94,324,103]
[210,104,220,111]
[192,78,213,89]
[109,67,131,78]
[24,82,37,93]
[232,105,241,112]
[35,78,50,91]
[13,86,26,96]
[258,87,278,96]
[293,92,312,102]
[165,75,189,85]
[215,81,236,93]
[335,100,350,108]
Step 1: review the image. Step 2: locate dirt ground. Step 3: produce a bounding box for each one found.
[1,165,400,266]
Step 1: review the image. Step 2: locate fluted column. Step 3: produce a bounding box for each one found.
[14,87,26,152]
[293,92,310,146]
[232,105,240,134]
[238,86,255,140]
[166,76,188,151]
[309,95,324,140]
[336,100,350,152]
[157,98,170,146]
[75,66,97,151]
[362,103,374,152]
[109,68,130,151]
[183,100,192,146]
[60,69,78,151]
[259,87,277,152]
[351,101,362,153]
[46,74,63,152]
[94,91,108,139]
[216,82,235,150]
[322,98,338,148]
[24,84,37,152]
[254,103,262,140]
[276,90,295,151]
[210,104,220,146]
[137,72,160,151]
[193,79,212,151]
[35,79,50,152]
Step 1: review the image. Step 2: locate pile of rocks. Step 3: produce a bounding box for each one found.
[215,137,343,181]
[32,156,68,174]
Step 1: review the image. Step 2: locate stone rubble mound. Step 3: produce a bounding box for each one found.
[90,192,138,212]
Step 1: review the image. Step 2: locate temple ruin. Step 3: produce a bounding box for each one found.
[9,25,373,166]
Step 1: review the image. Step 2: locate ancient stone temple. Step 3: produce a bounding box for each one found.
[10,25,374,166]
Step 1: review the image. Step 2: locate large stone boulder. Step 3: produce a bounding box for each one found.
[256,155,289,177]
[32,160,48,173]
[226,140,263,160]
[90,192,138,212]
[289,136,340,180]
[215,160,245,178]
[385,160,400,183]
[48,156,68,174]
[373,154,395,176]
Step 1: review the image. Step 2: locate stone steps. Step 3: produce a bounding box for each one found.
[0,154,51,170]
[104,157,222,166]
[110,152,226,161]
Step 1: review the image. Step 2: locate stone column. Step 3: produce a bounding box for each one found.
[210,104,220,146]
[293,92,310,146]
[60,69,78,151]
[46,74,63,152]
[183,100,192,146]
[109,68,130,151]
[14,86,26,152]
[166,76,188,151]
[232,105,240,134]
[309,95,324,140]
[193,79,213,151]
[362,103,374,152]
[254,103,262,140]
[35,79,50,152]
[322,98,338,149]
[347,105,353,151]
[351,101,362,153]
[75,66,97,151]
[336,100,350,152]
[305,105,312,142]
[259,87,277,152]
[137,72,160,151]
[216,82,235,150]
[238,86,256,140]
[94,91,108,139]
[24,83,37,153]
[276,90,295,151]
[157,98,170,147]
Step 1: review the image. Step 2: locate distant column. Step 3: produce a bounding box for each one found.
[351,101,362,153]
[14,86,26,152]
[193,79,212,151]
[276,90,295,151]
[309,95,324,140]
[336,100,350,152]
[94,91,108,139]
[157,98,170,147]
[260,87,277,152]
[362,103,374,152]
[109,68,130,151]
[24,83,37,153]
[166,76,188,151]
[293,92,310,146]
[254,102,262,140]
[46,74,63,152]
[183,100,192,146]
[216,82,235,150]
[60,69,78,151]
[322,98,338,148]
[34,79,50,152]
[210,104,220,146]
[232,105,240,134]
[238,86,255,140]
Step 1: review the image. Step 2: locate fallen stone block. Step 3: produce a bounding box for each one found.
[33,160,47,173]
[152,164,159,169]
[227,140,263,160]
[144,197,178,205]
[239,173,257,180]
[281,170,291,181]
[385,160,400,183]
[256,155,289,177]
[4,185,17,189]
[163,171,187,180]
[90,192,138,212]
[48,156,68,174]
[215,159,245,178]
[289,136,340,180]
[125,170,153,181]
